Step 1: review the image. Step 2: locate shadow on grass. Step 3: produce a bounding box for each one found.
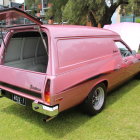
[1,79,140,138]
[1,102,91,138]
[106,79,140,107]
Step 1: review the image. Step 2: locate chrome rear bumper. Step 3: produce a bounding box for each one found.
[0,87,58,116]
[32,101,59,117]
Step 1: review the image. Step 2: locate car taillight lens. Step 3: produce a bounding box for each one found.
[45,92,50,104]
[44,80,50,104]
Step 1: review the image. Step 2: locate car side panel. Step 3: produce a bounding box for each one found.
[50,37,140,112]
[50,68,127,112]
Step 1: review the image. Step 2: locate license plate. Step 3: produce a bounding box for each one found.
[12,94,26,106]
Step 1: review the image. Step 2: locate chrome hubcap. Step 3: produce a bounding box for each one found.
[92,87,105,110]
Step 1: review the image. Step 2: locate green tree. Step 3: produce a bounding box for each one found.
[120,0,140,16]
[63,0,132,27]
[46,0,68,23]
[25,0,41,16]
[47,0,131,27]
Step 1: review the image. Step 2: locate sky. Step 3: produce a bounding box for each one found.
[15,0,24,3]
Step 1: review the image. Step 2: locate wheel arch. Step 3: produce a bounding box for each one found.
[93,79,108,90]
[102,80,108,89]
[86,79,108,98]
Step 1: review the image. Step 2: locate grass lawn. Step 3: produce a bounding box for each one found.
[0,79,140,140]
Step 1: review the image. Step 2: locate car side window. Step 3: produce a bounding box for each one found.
[115,42,132,57]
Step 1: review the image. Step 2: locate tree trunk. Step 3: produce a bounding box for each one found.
[89,1,128,27]
[88,11,98,27]
[100,7,116,27]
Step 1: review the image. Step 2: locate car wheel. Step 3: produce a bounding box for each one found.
[136,72,140,79]
[84,83,107,116]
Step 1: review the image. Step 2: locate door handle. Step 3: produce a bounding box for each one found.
[115,64,121,71]
[124,59,128,62]
[113,50,118,53]
[124,59,134,65]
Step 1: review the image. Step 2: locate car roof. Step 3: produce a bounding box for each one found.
[42,25,119,38]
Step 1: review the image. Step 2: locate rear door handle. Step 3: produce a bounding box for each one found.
[124,59,133,65]
[113,50,118,53]
[124,59,128,62]
[115,64,121,71]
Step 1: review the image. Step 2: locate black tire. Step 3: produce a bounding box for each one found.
[136,72,140,79]
[83,83,107,116]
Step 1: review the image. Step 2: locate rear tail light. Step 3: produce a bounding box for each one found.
[45,92,50,104]
[44,80,50,104]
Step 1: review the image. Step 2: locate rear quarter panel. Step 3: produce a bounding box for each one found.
[50,36,123,111]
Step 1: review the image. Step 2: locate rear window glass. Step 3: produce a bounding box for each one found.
[0,14,34,28]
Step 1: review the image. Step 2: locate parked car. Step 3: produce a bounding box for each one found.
[0,8,140,119]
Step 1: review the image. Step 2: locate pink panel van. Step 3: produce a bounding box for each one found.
[0,8,140,119]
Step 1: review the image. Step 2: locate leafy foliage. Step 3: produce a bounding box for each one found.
[120,0,140,16]
[136,18,140,23]
[63,0,88,25]
[25,0,41,16]
[46,0,139,26]
[46,0,68,23]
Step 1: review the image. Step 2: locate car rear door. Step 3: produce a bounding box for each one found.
[0,7,42,28]
[0,8,47,102]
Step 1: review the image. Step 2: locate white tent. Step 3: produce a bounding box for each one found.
[104,22,140,52]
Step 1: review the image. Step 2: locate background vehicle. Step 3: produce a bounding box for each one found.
[104,22,140,52]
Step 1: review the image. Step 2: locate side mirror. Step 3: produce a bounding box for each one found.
[132,50,136,56]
